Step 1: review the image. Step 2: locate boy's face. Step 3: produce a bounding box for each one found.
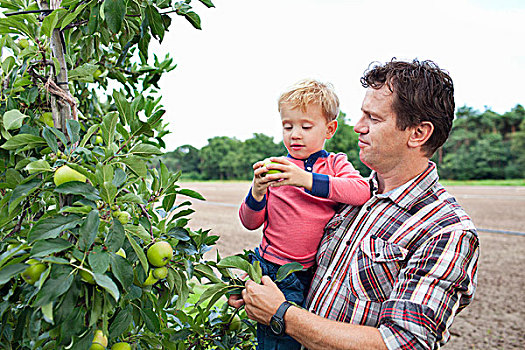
[280,103,337,159]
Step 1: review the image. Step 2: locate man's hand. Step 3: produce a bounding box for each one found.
[227,293,245,309]
[241,276,286,325]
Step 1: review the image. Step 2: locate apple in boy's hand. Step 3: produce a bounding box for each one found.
[262,159,282,176]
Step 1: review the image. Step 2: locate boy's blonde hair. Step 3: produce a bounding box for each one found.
[278,79,340,122]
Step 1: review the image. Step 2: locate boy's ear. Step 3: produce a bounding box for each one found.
[408,121,434,149]
[325,119,338,139]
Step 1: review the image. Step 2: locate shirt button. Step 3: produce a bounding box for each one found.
[306,167,312,171]
[346,240,351,246]
[366,205,372,211]
[375,252,381,258]
[327,276,332,281]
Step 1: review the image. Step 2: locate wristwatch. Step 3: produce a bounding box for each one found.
[269,301,293,336]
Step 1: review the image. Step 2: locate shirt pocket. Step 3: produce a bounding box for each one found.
[347,235,409,302]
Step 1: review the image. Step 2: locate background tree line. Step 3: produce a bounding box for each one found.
[159,105,525,181]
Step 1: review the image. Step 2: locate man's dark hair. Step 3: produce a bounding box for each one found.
[360,58,455,157]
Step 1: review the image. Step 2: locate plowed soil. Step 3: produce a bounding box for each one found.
[180,182,525,349]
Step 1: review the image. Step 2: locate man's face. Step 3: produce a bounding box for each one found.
[280,103,336,159]
[354,86,412,172]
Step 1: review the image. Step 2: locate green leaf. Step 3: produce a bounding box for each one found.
[30,238,72,258]
[112,90,130,125]
[168,227,190,241]
[3,109,28,130]
[198,0,215,8]
[216,255,252,274]
[146,4,164,40]
[89,250,110,274]
[55,181,100,201]
[66,119,80,145]
[110,254,133,291]
[94,273,120,301]
[248,260,262,284]
[126,232,148,274]
[101,111,118,145]
[1,133,46,150]
[120,156,147,177]
[8,178,40,214]
[194,264,222,283]
[34,265,74,307]
[25,160,51,174]
[42,127,59,154]
[60,2,89,30]
[78,210,100,251]
[141,308,160,332]
[275,262,304,282]
[105,219,125,252]
[104,0,126,33]
[79,124,99,148]
[177,188,205,201]
[0,263,27,284]
[125,224,151,243]
[184,11,201,30]
[68,63,98,82]
[109,307,132,339]
[87,3,100,35]
[28,215,82,242]
[129,143,163,156]
[41,9,62,38]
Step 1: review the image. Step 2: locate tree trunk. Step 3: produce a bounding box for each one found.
[37,0,74,131]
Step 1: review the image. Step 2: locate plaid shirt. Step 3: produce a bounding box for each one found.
[305,162,479,350]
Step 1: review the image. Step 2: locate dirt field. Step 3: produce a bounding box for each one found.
[180,181,525,349]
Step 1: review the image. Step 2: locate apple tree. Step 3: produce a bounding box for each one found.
[0,0,255,348]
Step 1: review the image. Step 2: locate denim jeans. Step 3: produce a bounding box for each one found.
[250,248,313,350]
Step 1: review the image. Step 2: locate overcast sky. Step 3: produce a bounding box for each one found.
[151,0,525,151]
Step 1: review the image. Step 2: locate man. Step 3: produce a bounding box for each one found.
[229,59,479,350]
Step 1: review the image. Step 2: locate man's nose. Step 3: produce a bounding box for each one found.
[354,115,367,134]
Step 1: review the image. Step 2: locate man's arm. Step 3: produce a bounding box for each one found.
[239,277,388,350]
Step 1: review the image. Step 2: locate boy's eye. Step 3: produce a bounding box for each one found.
[283,125,292,130]
[302,125,312,130]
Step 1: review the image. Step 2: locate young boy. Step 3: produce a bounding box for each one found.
[239,79,370,349]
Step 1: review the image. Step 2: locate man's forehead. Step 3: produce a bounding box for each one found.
[361,86,393,110]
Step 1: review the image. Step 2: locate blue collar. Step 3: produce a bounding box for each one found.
[287,150,328,172]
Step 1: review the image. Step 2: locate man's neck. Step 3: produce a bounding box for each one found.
[376,157,429,194]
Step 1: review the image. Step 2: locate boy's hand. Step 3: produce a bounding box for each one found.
[251,159,280,201]
[264,157,313,190]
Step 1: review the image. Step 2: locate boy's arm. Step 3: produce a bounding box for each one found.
[238,190,266,230]
[309,154,370,205]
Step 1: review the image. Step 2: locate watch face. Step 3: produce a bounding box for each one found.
[270,318,283,335]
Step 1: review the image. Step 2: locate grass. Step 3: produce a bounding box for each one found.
[441,179,525,186]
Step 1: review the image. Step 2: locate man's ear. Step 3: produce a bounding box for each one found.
[325,120,338,139]
[408,121,434,149]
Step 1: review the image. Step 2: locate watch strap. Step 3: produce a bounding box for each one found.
[274,300,293,320]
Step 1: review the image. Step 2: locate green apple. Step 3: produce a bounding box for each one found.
[116,248,126,258]
[53,165,87,186]
[17,38,29,49]
[90,330,108,350]
[111,343,131,350]
[263,159,282,175]
[142,270,158,286]
[152,266,168,279]
[146,241,173,267]
[22,260,46,285]
[95,135,103,145]
[117,211,130,225]
[80,270,95,284]
[93,69,103,79]
[229,315,242,331]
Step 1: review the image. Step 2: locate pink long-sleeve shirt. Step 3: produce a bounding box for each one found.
[239,150,370,268]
